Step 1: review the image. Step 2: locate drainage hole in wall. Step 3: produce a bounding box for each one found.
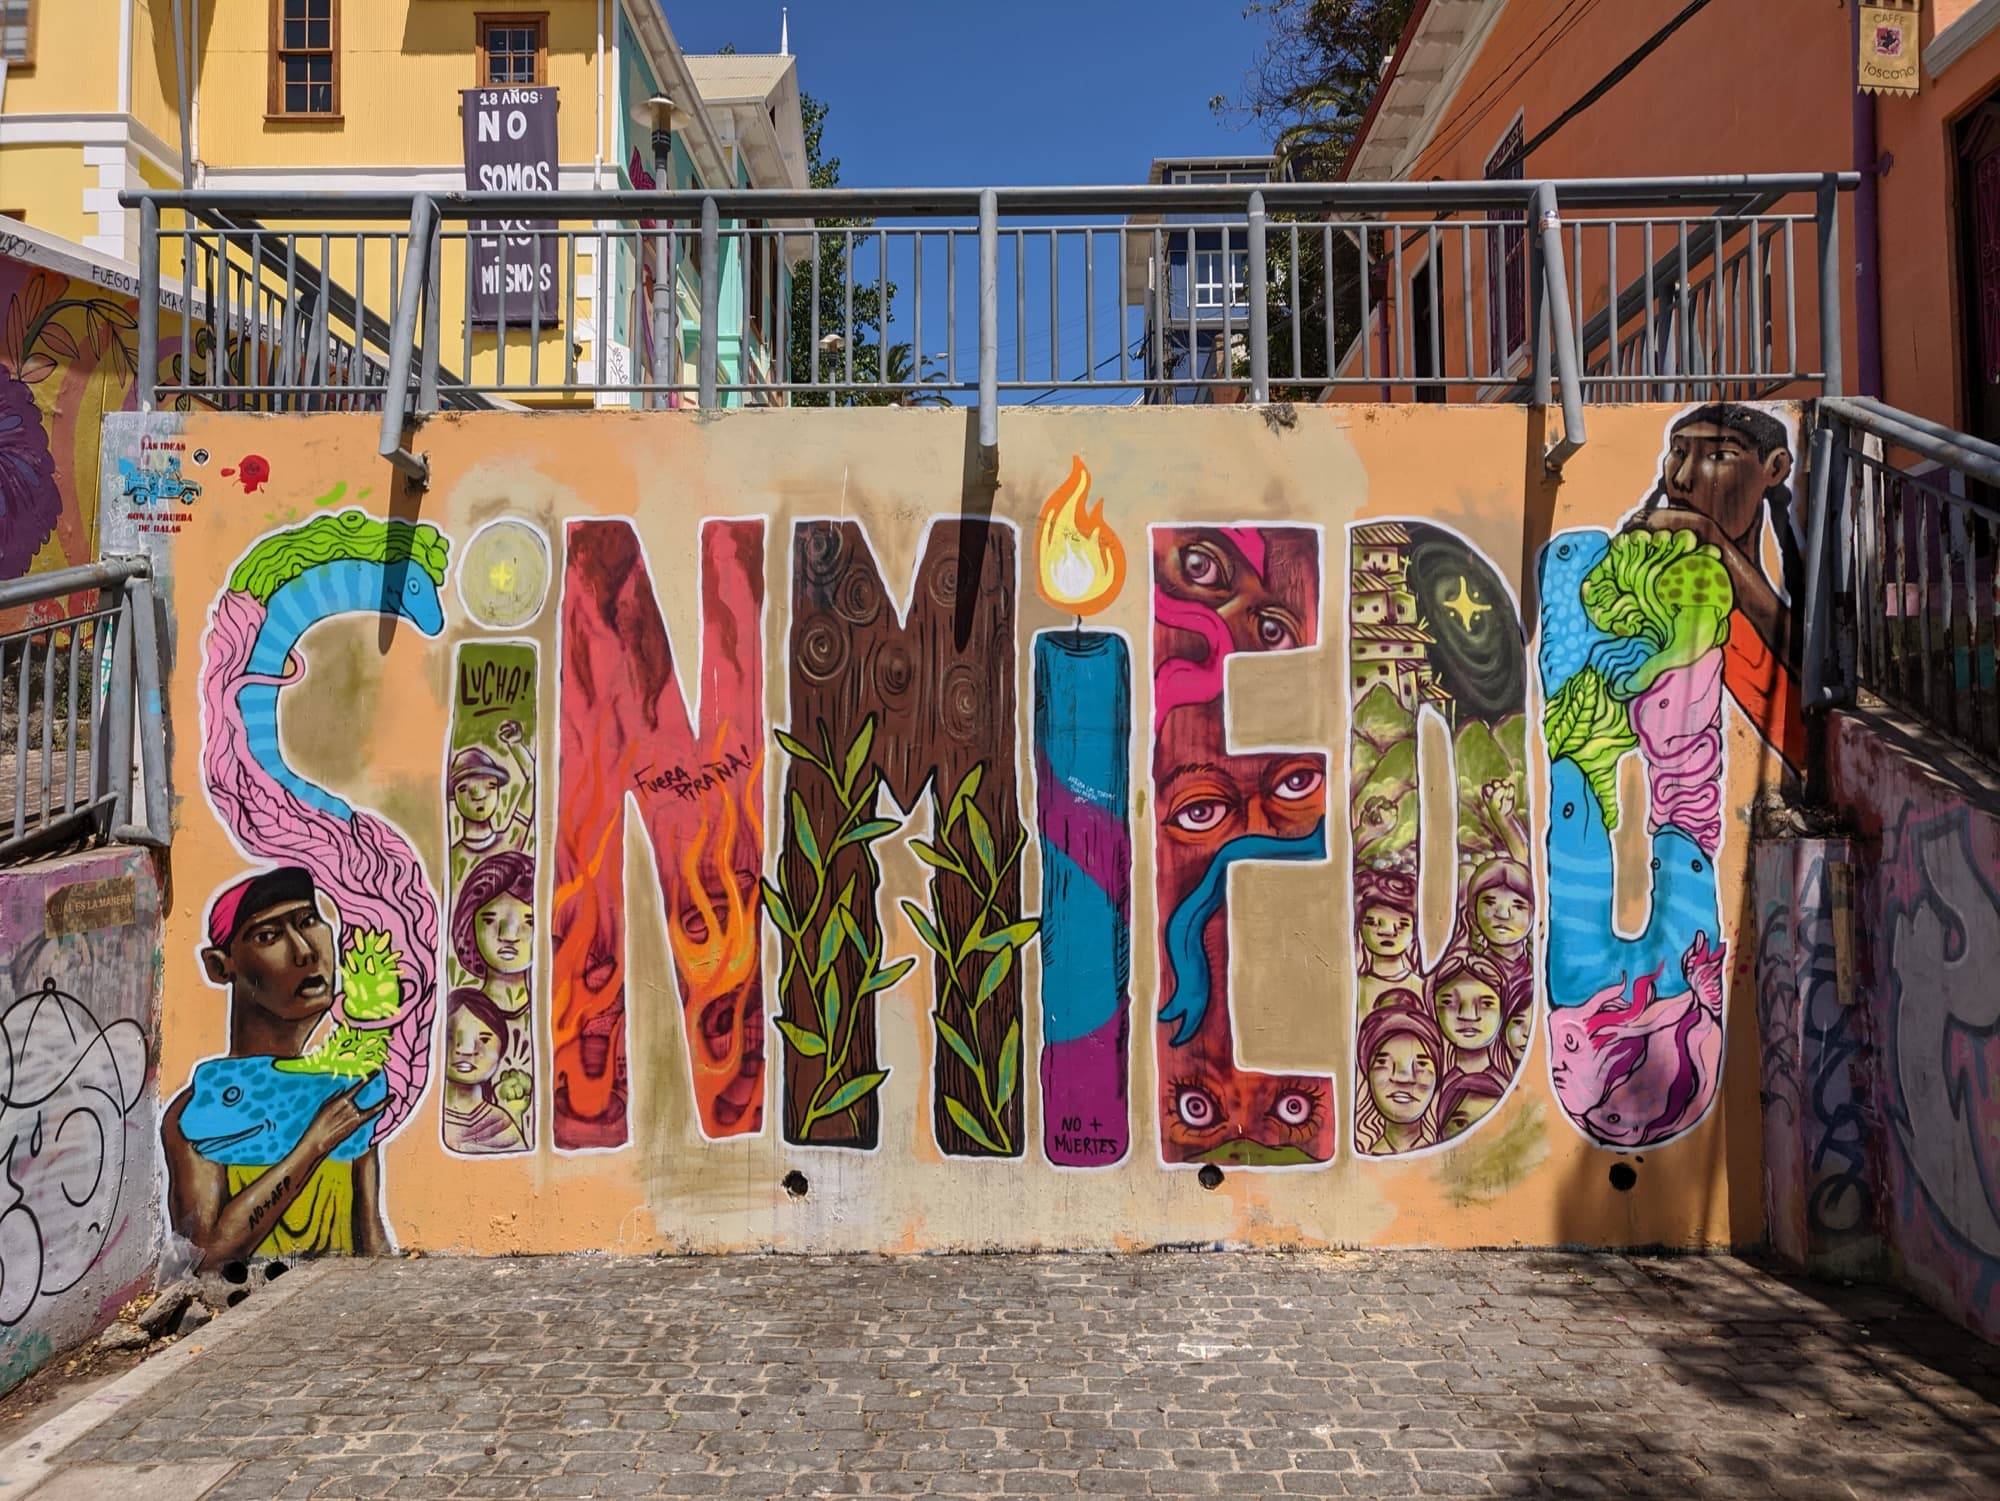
[782,1170,810,1199]
[1608,1163,1638,1192]
[221,1260,250,1285]
[225,1289,249,1308]
[1197,1164,1224,1191]
[264,1260,289,1281]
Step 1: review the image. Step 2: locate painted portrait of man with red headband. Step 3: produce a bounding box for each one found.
[159,866,391,1266]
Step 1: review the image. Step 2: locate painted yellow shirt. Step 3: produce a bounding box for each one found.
[224,1159,354,1256]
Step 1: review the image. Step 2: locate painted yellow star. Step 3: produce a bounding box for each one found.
[488,559,519,593]
[1441,576,1489,631]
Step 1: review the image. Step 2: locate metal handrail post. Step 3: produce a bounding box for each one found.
[420,209,442,413]
[1817,175,1844,397]
[699,197,720,408]
[1247,190,1270,402]
[651,214,674,410]
[1800,409,1846,802]
[978,188,998,472]
[1535,182,1588,467]
[137,197,160,412]
[378,194,435,483]
[118,576,171,848]
[100,590,136,832]
[1529,190,1551,410]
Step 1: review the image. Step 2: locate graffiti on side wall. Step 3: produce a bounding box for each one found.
[1152,524,1335,1167]
[0,977,149,1325]
[553,520,767,1150]
[162,512,448,1263]
[775,520,1026,1155]
[442,642,539,1155]
[1346,522,1534,1157]
[1881,805,2000,1283]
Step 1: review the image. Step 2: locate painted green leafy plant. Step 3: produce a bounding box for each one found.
[763,717,915,1140]
[901,766,1037,1158]
[274,928,400,1078]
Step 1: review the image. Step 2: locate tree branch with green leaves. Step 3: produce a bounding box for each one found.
[901,766,1038,1158]
[763,716,914,1142]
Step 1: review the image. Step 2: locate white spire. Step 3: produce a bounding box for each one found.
[780,7,789,55]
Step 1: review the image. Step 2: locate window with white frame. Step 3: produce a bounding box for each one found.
[1193,249,1249,309]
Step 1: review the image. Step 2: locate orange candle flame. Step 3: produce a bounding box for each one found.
[1034,455,1126,615]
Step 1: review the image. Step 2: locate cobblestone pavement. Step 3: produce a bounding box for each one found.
[42,1251,2000,1499]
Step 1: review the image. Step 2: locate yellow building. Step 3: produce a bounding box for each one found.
[0,0,808,400]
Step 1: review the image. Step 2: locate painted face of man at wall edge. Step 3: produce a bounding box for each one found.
[1661,420,1792,547]
[199,897,336,1024]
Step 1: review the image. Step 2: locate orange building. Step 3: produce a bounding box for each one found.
[1338,0,2000,440]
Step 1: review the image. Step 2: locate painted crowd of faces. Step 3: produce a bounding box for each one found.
[442,715,539,1156]
[1347,522,1536,1157]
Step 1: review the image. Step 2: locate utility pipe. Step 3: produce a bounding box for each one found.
[1851,0,1884,398]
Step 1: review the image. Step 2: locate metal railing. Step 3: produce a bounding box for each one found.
[125,175,1854,476]
[0,560,171,865]
[1813,397,2000,768]
[1563,182,1846,405]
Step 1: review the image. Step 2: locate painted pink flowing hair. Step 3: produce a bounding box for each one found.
[200,588,438,1143]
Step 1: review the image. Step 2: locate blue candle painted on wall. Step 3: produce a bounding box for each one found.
[1031,457,1133,1167]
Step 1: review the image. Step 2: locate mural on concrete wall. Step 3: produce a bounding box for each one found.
[1151,524,1335,1167]
[0,849,161,1390]
[161,512,448,1262]
[442,642,539,1155]
[0,256,140,623]
[775,520,1026,1155]
[1032,459,1134,1167]
[554,520,767,1150]
[1345,521,1533,1157]
[118,403,1807,1255]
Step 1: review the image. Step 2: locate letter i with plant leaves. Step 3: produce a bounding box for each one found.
[765,716,915,1148]
[903,765,1039,1159]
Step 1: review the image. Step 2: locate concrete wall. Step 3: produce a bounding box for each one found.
[99,401,1805,1259]
[0,847,162,1392]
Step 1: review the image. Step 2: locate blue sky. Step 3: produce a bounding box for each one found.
[666,2,1279,187]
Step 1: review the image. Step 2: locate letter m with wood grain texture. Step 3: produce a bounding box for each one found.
[553,520,767,1150]
[774,520,1028,1156]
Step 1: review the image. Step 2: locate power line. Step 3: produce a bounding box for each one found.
[1416,0,1604,171]
[1492,0,1722,175]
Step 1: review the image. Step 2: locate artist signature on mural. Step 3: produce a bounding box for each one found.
[633,746,755,802]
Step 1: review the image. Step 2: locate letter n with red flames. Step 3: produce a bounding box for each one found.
[552,519,767,1149]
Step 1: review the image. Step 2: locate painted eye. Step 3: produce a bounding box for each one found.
[1254,612,1297,649]
[1170,799,1230,834]
[1272,767,1323,802]
[1180,545,1223,587]
[1271,1091,1313,1127]
[1175,1087,1220,1130]
[222,1086,243,1106]
[1563,802,1575,819]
